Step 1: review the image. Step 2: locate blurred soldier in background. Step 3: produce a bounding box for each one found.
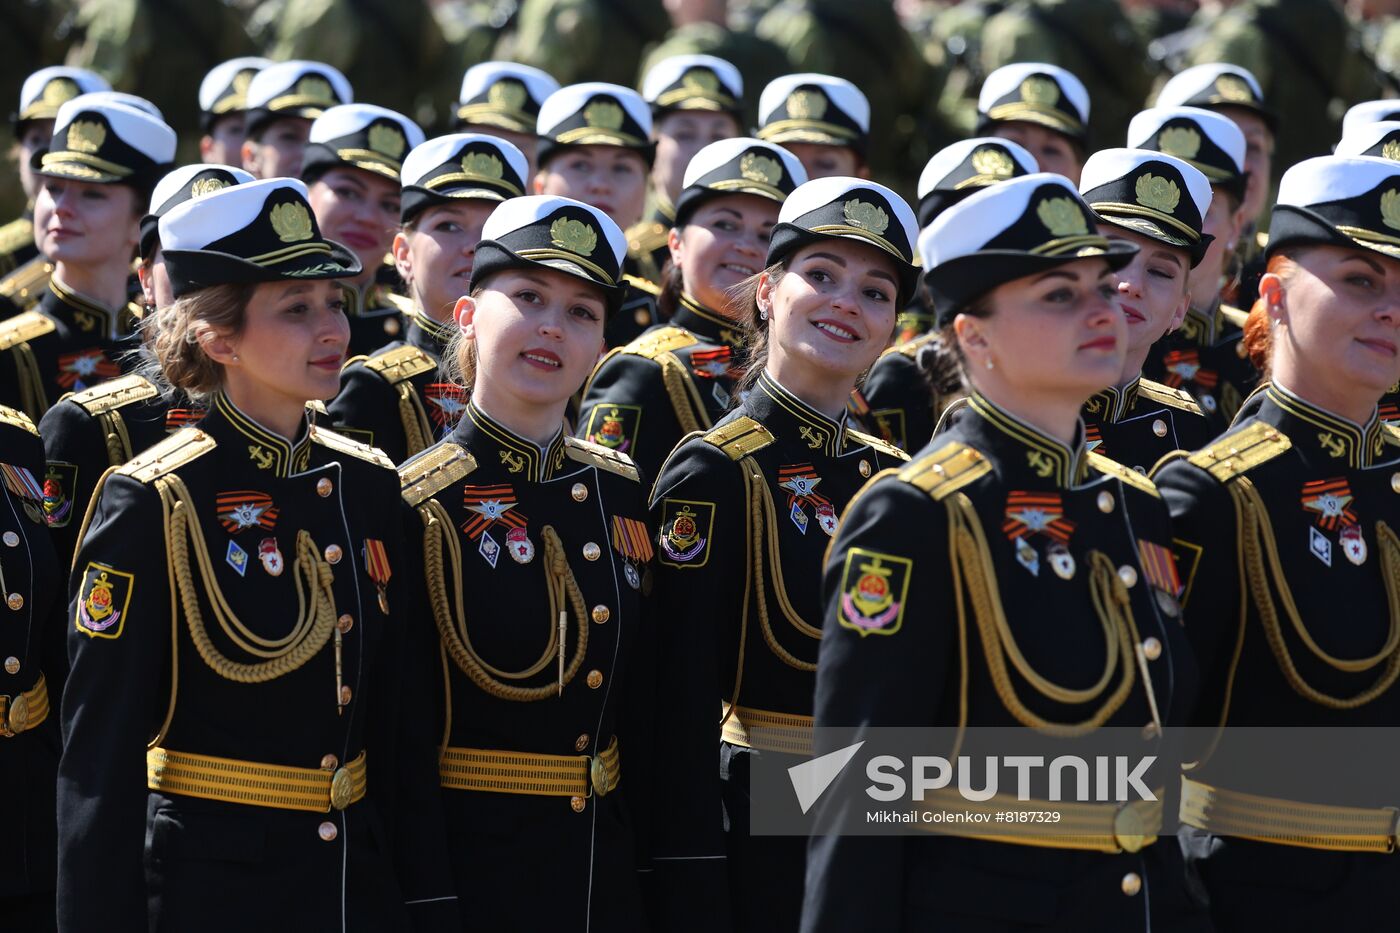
[495,0,671,87]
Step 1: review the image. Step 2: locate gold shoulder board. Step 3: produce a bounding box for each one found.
[626,220,669,253]
[847,428,910,461]
[898,441,990,500]
[622,274,661,297]
[305,399,329,417]
[119,429,218,483]
[69,373,159,415]
[625,325,697,360]
[1186,421,1292,482]
[564,435,640,481]
[0,258,51,302]
[363,345,437,384]
[0,404,37,435]
[703,416,774,460]
[1218,303,1249,329]
[1136,379,1203,415]
[1087,452,1161,497]
[1382,423,1400,448]
[0,217,32,256]
[0,311,56,351]
[893,332,937,361]
[309,424,395,469]
[399,442,478,506]
[383,291,414,316]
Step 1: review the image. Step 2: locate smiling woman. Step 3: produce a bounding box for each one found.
[646,175,915,933]
[57,176,462,933]
[395,195,662,931]
[1154,156,1400,931]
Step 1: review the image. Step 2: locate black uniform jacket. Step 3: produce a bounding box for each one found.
[344,283,409,360]
[56,394,457,933]
[0,279,142,422]
[0,406,64,900]
[397,401,657,932]
[647,371,908,931]
[1155,383,1400,930]
[855,332,946,454]
[1143,302,1258,432]
[579,293,746,483]
[1080,376,1216,475]
[329,309,459,465]
[605,269,660,350]
[803,392,1203,933]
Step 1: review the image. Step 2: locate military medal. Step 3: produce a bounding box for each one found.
[779,464,835,537]
[56,349,118,391]
[816,502,838,536]
[1137,539,1183,617]
[1014,536,1039,576]
[364,538,391,614]
[1301,478,1357,531]
[1047,542,1076,580]
[1,463,45,524]
[225,540,249,576]
[611,516,654,590]
[258,537,284,576]
[790,500,809,534]
[1309,527,1332,567]
[164,407,206,432]
[690,346,733,379]
[506,526,535,564]
[1340,524,1367,566]
[461,485,525,569]
[217,490,279,534]
[623,562,641,590]
[425,383,468,434]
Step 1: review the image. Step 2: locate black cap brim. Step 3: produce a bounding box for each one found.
[163,237,362,298]
[1266,203,1400,262]
[1095,213,1213,267]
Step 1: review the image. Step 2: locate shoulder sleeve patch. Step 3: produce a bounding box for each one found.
[897,442,990,500]
[702,416,774,460]
[657,498,715,569]
[836,547,913,636]
[1137,379,1203,415]
[75,562,135,639]
[363,345,437,384]
[582,404,642,456]
[1087,451,1161,497]
[399,442,478,506]
[0,404,37,435]
[1186,421,1292,482]
[68,373,159,415]
[0,310,56,350]
[118,428,218,483]
[309,425,395,469]
[846,428,910,462]
[41,461,79,527]
[563,435,641,481]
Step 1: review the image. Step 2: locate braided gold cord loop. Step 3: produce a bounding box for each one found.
[396,381,432,457]
[420,499,589,702]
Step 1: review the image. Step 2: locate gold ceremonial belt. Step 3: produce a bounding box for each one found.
[1181,776,1400,853]
[721,702,814,756]
[0,672,48,737]
[439,736,620,798]
[147,747,367,813]
[917,787,1164,854]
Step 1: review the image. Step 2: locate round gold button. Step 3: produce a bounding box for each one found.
[324,544,342,564]
[1142,637,1162,661]
[1152,418,1168,438]
[337,614,354,634]
[3,656,18,675]
[571,483,588,502]
[575,734,590,752]
[858,460,871,478]
[339,685,353,705]
[586,669,604,689]
[318,821,339,841]
[582,542,601,561]
[2,531,17,547]
[1121,872,1142,897]
[321,754,339,770]
[7,593,22,611]
[1118,565,1138,588]
[1097,491,1114,513]
[570,795,587,812]
[591,605,610,624]
[1392,472,1400,494]
[317,477,333,497]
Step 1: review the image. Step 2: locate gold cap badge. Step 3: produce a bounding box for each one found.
[583,100,625,131]
[1037,196,1089,237]
[66,120,106,154]
[1159,126,1202,161]
[43,77,80,106]
[971,146,1014,178]
[270,201,314,242]
[190,177,231,198]
[1214,74,1253,103]
[1134,174,1181,213]
[740,152,782,186]
[1381,189,1400,232]
[843,199,890,236]
[367,123,407,160]
[550,217,598,256]
[1384,139,1400,162]
[487,79,529,111]
[461,151,504,179]
[295,75,334,105]
[682,69,720,93]
[1020,75,1061,106]
[787,89,827,121]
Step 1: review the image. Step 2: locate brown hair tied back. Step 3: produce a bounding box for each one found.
[147,281,257,398]
[730,261,785,396]
[1243,251,1300,378]
[442,284,487,395]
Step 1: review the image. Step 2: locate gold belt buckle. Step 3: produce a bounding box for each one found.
[1113,800,1153,854]
[329,766,354,811]
[590,754,609,798]
[1,693,27,737]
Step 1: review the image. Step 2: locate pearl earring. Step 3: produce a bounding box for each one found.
[985,358,995,370]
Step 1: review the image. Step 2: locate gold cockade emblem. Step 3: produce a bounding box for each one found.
[682,69,720,93]
[270,201,314,242]
[1381,189,1400,232]
[43,78,80,106]
[1135,174,1181,213]
[190,177,231,198]
[368,123,407,160]
[1159,126,1202,160]
[971,146,1015,178]
[296,75,334,104]
[583,100,625,130]
[740,152,782,185]
[843,199,890,235]
[1214,74,1253,102]
[488,80,528,111]
[1020,75,1060,106]
[787,90,827,121]
[67,120,106,154]
[1037,197,1089,237]
[550,217,598,256]
[461,152,505,179]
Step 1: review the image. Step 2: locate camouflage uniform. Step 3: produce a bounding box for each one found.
[495,0,671,87]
